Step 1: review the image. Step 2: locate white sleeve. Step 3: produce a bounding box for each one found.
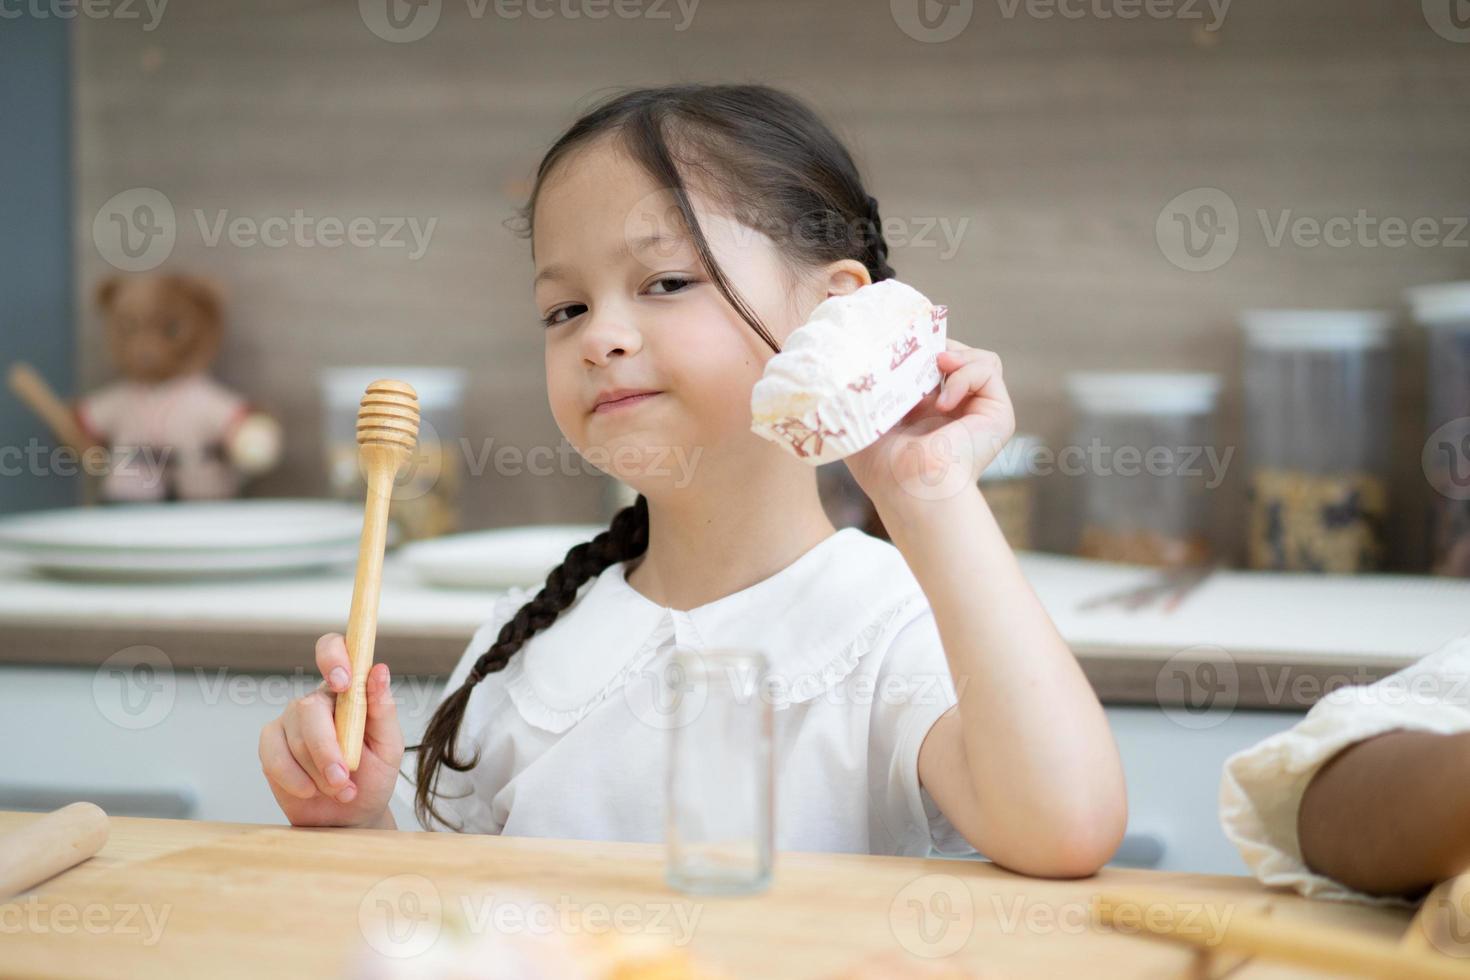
[1219,629,1470,907]
[867,603,975,858]
[394,587,533,833]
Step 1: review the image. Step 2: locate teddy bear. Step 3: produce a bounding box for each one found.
[8,273,282,503]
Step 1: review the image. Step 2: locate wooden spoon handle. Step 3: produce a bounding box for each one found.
[0,802,109,901]
[6,362,99,454]
[335,464,395,772]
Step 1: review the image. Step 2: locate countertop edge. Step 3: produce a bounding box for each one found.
[0,623,1410,710]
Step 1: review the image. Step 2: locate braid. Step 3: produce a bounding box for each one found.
[862,195,896,283]
[410,494,650,831]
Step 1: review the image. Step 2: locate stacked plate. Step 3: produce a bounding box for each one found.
[397,524,607,589]
[0,499,373,580]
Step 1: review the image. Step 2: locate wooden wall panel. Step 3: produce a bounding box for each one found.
[74,0,1470,565]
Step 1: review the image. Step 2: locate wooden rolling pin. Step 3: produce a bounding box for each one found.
[1404,869,1470,958]
[0,803,110,901]
[335,379,420,772]
[1094,888,1470,980]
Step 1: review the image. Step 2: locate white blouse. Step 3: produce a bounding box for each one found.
[397,526,974,858]
[1219,627,1470,907]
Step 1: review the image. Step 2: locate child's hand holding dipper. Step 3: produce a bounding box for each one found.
[258,380,419,829]
[260,637,403,828]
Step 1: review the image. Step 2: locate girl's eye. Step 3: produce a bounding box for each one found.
[647,276,694,295]
[539,277,695,329]
[541,304,586,328]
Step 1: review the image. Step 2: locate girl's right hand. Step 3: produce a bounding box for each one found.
[258,633,404,828]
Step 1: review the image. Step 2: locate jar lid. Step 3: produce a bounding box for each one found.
[320,366,468,409]
[1406,282,1470,327]
[1239,309,1394,350]
[1065,372,1222,416]
[980,434,1043,482]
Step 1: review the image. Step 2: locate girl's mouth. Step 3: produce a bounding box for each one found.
[594,392,662,414]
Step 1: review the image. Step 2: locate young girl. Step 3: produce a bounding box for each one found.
[259,83,1126,877]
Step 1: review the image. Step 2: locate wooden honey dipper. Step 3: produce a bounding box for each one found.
[335,379,420,771]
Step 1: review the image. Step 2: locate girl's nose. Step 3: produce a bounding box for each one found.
[581,310,644,366]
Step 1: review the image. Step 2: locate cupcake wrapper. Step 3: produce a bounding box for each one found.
[753,303,948,465]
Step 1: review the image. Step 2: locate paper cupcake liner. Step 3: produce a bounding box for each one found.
[753,303,948,464]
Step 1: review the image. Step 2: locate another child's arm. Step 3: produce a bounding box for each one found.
[1220,633,1470,905]
[847,344,1127,878]
[1297,729,1470,897]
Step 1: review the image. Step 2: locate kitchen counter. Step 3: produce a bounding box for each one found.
[2,549,1467,709]
[0,810,1417,979]
[0,553,492,675]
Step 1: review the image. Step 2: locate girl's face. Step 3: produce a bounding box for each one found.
[532,136,825,492]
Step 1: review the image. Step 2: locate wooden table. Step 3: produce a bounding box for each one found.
[0,811,1416,979]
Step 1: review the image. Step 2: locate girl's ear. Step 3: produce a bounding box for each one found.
[822,259,872,300]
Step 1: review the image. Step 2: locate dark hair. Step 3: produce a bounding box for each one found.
[410,83,895,831]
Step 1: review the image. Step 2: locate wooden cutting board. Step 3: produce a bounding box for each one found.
[0,812,1414,979]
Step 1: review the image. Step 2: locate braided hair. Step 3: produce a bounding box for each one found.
[862,195,897,284]
[411,83,896,831]
[411,495,649,830]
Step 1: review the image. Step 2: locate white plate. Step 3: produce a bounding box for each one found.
[0,500,372,580]
[18,541,367,580]
[398,524,607,589]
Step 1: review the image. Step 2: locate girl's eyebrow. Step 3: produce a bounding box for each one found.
[534,232,687,288]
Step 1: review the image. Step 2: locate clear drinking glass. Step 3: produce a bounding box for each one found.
[665,648,774,895]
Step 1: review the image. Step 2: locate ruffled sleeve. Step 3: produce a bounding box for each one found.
[1219,629,1470,907]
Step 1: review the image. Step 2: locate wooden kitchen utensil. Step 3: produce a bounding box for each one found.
[1403,868,1470,959]
[0,802,109,901]
[335,379,420,772]
[6,362,100,455]
[1095,888,1470,980]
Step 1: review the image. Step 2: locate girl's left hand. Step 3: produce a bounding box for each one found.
[844,339,1016,511]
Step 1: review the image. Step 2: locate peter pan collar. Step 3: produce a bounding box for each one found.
[500,526,929,734]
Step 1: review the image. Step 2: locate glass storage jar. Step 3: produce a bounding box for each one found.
[319,366,467,541]
[1239,310,1394,573]
[1408,283,1470,577]
[1065,372,1222,567]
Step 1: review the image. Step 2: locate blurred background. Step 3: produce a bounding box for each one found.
[2,0,1466,564]
[1,0,1468,875]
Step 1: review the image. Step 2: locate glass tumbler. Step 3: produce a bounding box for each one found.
[665,648,774,895]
